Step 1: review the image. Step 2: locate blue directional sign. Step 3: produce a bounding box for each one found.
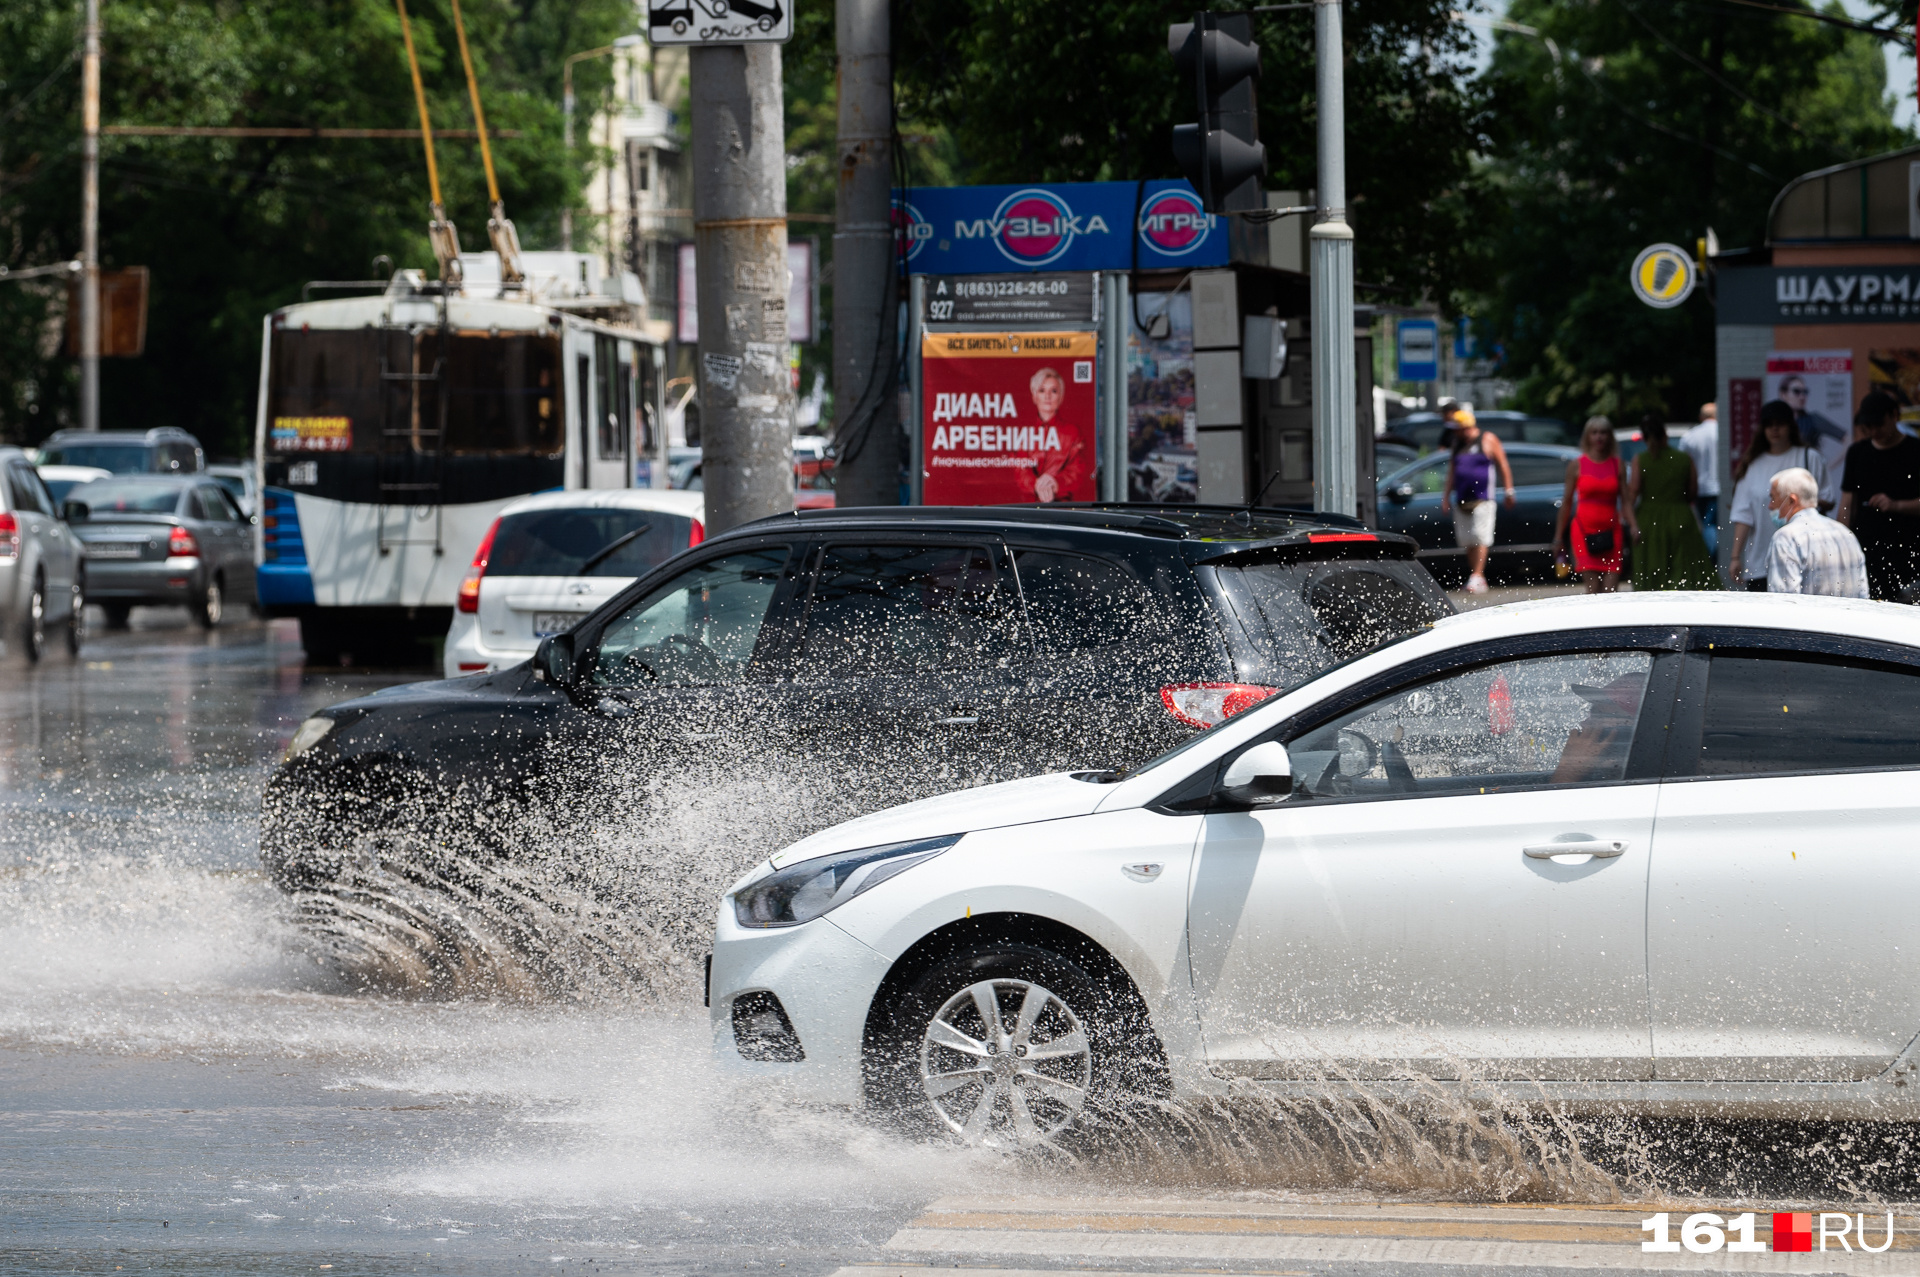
[1397,319,1439,382]
[892,181,1229,276]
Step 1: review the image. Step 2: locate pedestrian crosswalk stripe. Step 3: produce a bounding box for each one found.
[854,1195,1920,1274]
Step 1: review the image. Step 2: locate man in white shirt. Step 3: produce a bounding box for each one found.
[1680,402,1720,555]
[1767,467,1869,598]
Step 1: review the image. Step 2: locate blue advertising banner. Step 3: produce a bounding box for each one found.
[893,180,1229,276]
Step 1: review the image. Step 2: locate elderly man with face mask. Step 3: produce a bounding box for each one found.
[1768,466,1868,598]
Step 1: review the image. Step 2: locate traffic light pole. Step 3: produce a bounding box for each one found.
[689,44,796,532]
[79,0,101,431]
[1309,0,1355,517]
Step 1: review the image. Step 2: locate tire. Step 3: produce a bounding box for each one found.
[866,940,1155,1145]
[192,574,224,629]
[23,574,46,663]
[101,602,132,630]
[67,574,85,656]
[300,614,342,666]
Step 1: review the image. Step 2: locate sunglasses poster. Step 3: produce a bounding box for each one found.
[1765,349,1852,476]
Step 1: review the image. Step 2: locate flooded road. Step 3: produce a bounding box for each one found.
[3,608,1917,1276]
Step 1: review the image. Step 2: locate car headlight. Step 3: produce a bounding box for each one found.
[732,834,961,929]
[283,716,335,762]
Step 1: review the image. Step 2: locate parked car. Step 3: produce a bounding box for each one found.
[444,488,708,677]
[1373,439,1417,480]
[1390,410,1579,453]
[67,474,255,629]
[262,505,1454,933]
[37,427,204,475]
[1,446,85,660]
[708,592,1920,1141]
[1376,443,1582,585]
[672,443,840,510]
[36,464,114,507]
[207,462,259,516]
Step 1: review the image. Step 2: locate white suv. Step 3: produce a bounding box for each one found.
[444,488,705,677]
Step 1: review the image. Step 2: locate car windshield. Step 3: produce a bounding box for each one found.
[42,443,150,473]
[488,507,694,578]
[212,475,247,502]
[74,481,182,514]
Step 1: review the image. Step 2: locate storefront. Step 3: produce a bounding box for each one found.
[1715,145,1920,553]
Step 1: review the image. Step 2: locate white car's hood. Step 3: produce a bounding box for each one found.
[766,770,1120,870]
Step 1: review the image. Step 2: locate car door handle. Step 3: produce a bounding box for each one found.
[1524,838,1627,859]
[933,714,980,727]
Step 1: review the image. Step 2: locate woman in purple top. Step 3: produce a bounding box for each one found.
[1440,405,1516,594]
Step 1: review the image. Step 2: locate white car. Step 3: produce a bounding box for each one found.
[710,591,1920,1142]
[36,464,114,509]
[444,488,705,677]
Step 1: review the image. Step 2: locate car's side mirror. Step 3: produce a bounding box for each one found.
[64,501,88,522]
[1386,484,1414,504]
[1217,740,1293,806]
[532,633,576,686]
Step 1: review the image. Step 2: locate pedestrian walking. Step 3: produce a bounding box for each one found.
[1838,390,1920,602]
[1729,399,1832,591]
[1678,401,1720,556]
[1440,405,1516,594]
[1551,416,1628,593]
[1766,467,1868,598]
[1627,413,1719,590]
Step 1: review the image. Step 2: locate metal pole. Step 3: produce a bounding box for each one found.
[689,43,795,532]
[1309,0,1355,516]
[830,0,900,507]
[79,0,101,430]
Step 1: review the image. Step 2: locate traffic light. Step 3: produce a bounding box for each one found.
[1169,12,1266,214]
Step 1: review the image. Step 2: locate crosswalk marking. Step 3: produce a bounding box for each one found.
[853,1194,1920,1274]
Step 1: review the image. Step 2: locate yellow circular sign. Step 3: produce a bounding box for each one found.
[1631,243,1696,309]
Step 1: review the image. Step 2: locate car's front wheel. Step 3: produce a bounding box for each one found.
[23,574,46,663]
[66,574,85,655]
[193,574,223,629]
[869,940,1155,1145]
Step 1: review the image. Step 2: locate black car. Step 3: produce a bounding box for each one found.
[261,504,1452,984]
[1376,443,1583,585]
[37,427,205,475]
[67,475,257,628]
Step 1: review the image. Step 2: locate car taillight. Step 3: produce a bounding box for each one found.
[1160,682,1280,729]
[0,512,15,559]
[168,526,199,557]
[458,517,501,614]
[689,518,705,547]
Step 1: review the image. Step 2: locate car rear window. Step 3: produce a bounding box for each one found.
[488,508,694,578]
[1204,559,1453,686]
[1013,550,1164,652]
[1510,453,1574,487]
[73,481,183,514]
[42,443,152,473]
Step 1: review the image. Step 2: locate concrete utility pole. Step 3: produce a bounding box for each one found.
[79,0,101,431]
[689,43,795,532]
[829,0,899,507]
[1309,0,1356,516]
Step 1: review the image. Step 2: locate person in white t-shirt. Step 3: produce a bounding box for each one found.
[1678,402,1720,555]
[1729,399,1834,590]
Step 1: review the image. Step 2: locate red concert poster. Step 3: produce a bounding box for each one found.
[921,330,1097,505]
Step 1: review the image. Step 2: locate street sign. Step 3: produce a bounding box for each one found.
[1630,242,1696,309]
[648,0,791,45]
[1396,318,1438,382]
[921,273,1099,326]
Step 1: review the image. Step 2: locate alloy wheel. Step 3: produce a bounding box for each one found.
[199,577,223,629]
[918,977,1092,1145]
[67,578,85,654]
[25,579,45,662]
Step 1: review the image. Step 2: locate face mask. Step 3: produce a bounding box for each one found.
[1769,507,1790,528]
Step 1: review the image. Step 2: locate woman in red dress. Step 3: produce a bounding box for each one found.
[1551,416,1630,593]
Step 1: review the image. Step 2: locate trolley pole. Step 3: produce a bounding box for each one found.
[79,0,101,431]
[829,0,900,507]
[1309,0,1356,516]
[689,43,795,532]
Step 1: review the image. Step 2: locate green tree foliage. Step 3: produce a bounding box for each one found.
[0,0,633,452]
[888,0,1492,302]
[1477,1,1911,423]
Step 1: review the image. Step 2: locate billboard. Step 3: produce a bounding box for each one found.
[922,331,1097,505]
[893,181,1228,276]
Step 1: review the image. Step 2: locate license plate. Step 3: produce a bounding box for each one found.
[532,612,580,637]
[85,542,142,560]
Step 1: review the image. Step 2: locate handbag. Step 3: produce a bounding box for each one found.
[1583,528,1616,557]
